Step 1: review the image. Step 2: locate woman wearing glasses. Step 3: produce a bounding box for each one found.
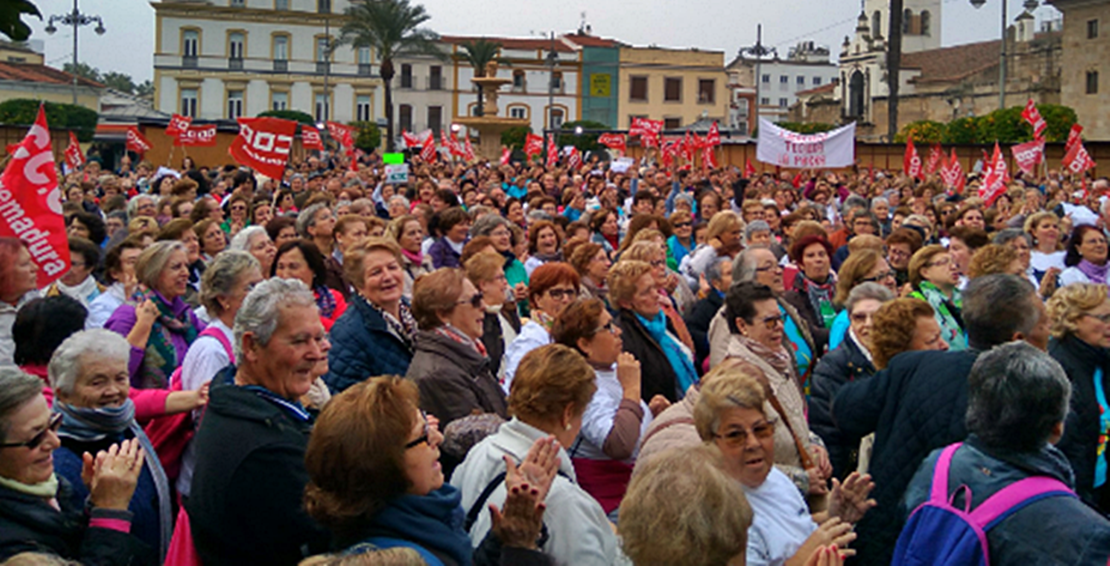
[0,367,152,564]
[695,365,874,566]
[907,245,967,351]
[824,249,897,351]
[502,263,581,392]
[724,282,832,500]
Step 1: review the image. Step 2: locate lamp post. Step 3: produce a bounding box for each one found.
[546,32,559,132]
[971,0,1038,110]
[739,25,777,128]
[44,0,105,105]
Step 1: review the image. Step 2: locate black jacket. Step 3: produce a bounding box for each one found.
[407,330,509,432]
[808,334,875,480]
[1050,334,1110,513]
[831,348,979,566]
[481,309,522,378]
[617,308,680,403]
[186,372,329,566]
[0,477,154,565]
[683,291,724,373]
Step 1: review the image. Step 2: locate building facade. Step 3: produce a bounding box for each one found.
[1050,0,1110,139]
[727,42,839,124]
[617,46,729,131]
[387,50,455,137]
[153,0,383,124]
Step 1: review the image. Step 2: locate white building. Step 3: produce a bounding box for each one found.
[389,51,455,136]
[727,41,839,123]
[153,0,383,124]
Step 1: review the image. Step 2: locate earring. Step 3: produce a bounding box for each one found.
[565,423,572,431]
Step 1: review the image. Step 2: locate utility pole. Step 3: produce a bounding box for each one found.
[45,0,105,105]
[547,32,558,132]
[887,0,904,141]
[324,15,331,122]
[739,25,776,130]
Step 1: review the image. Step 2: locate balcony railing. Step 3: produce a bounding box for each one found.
[182,55,197,68]
[428,76,443,90]
[229,57,243,71]
[273,60,288,72]
[316,61,330,74]
[358,63,373,76]
[400,75,413,89]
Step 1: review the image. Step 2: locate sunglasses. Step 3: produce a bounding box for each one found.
[457,292,484,308]
[1,413,62,450]
[752,314,783,330]
[713,420,775,448]
[673,222,692,228]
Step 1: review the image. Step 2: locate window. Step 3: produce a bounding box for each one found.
[315,93,329,122]
[356,95,372,122]
[549,108,564,128]
[778,98,788,108]
[736,99,749,115]
[779,75,788,91]
[400,64,413,88]
[272,91,288,111]
[1089,19,1099,39]
[317,0,331,14]
[227,90,244,119]
[872,10,882,37]
[429,66,443,90]
[796,76,805,86]
[398,104,413,133]
[316,37,329,62]
[230,0,244,6]
[273,36,288,61]
[664,77,682,102]
[628,115,648,128]
[358,47,372,76]
[921,10,931,35]
[663,117,681,130]
[761,74,770,84]
[229,32,244,59]
[813,76,822,86]
[1088,71,1099,94]
[275,0,288,9]
[550,71,563,92]
[512,70,526,92]
[629,76,648,101]
[903,9,914,34]
[183,30,198,57]
[760,97,770,105]
[698,79,715,104]
[509,106,527,119]
[428,106,443,135]
[180,88,198,118]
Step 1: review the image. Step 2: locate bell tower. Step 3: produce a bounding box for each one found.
[863,0,941,53]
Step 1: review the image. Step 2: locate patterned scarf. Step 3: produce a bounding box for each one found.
[130,288,199,389]
[368,298,417,351]
[401,248,424,268]
[735,334,795,383]
[435,323,488,357]
[793,272,837,328]
[314,285,337,319]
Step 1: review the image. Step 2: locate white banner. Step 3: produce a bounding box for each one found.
[756,119,856,168]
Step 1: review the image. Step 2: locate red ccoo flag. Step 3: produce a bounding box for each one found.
[940,148,966,194]
[64,131,85,171]
[301,126,324,150]
[228,117,298,180]
[598,133,627,152]
[174,124,218,147]
[1011,139,1045,176]
[702,145,719,170]
[0,105,71,285]
[903,135,923,180]
[166,113,192,137]
[500,146,512,166]
[1022,99,1047,140]
[706,121,721,146]
[744,159,757,179]
[1064,124,1084,155]
[126,127,152,155]
[420,133,437,162]
[545,134,558,169]
[1063,139,1097,176]
[978,142,1008,206]
[925,144,944,175]
[524,133,544,158]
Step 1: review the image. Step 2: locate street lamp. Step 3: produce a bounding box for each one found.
[546,32,559,132]
[971,0,1039,110]
[45,0,105,105]
[739,24,777,127]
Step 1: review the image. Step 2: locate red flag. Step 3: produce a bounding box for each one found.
[1063,139,1097,176]
[1022,99,1047,140]
[1011,139,1045,176]
[463,136,476,162]
[598,133,627,152]
[524,133,544,158]
[440,130,452,159]
[0,105,70,285]
[792,172,804,189]
[925,144,943,175]
[166,113,192,137]
[126,127,151,155]
[744,159,757,179]
[545,134,558,169]
[702,145,719,170]
[420,133,437,162]
[447,132,466,158]
[401,130,421,149]
[228,117,297,180]
[941,148,966,193]
[641,131,660,149]
[301,126,324,150]
[660,138,678,168]
[326,121,356,150]
[174,124,218,147]
[903,136,923,180]
[500,146,512,166]
[64,131,84,171]
[682,131,695,163]
[1065,124,1084,155]
[567,147,582,170]
[706,121,721,146]
[978,143,1008,206]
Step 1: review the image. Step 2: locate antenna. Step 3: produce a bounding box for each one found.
[578,11,589,35]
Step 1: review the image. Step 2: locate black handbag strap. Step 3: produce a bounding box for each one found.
[463,465,570,548]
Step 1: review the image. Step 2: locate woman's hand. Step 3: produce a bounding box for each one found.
[786,518,856,566]
[806,467,829,495]
[489,482,546,550]
[826,472,876,524]
[616,352,642,402]
[163,382,210,414]
[648,394,671,417]
[83,439,144,511]
[811,445,833,480]
[803,545,845,566]
[512,438,559,503]
[126,299,160,350]
[513,282,528,302]
[1039,266,1060,298]
[120,272,139,299]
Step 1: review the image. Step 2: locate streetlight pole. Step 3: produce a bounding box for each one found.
[972,0,1020,111]
[45,0,105,105]
[324,15,331,123]
[739,25,776,130]
[547,32,558,132]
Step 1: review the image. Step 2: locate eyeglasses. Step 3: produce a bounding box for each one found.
[926,258,952,268]
[751,314,783,330]
[850,312,875,323]
[860,270,895,283]
[649,259,666,268]
[713,420,775,447]
[404,411,431,450]
[755,263,781,273]
[457,291,484,308]
[546,288,578,300]
[1,413,62,450]
[592,319,618,336]
[1085,312,1110,324]
[673,222,692,228]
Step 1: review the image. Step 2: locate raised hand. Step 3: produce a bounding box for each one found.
[827,472,877,524]
[512,437,559,503]
[615,352,642,401]
[489,481,546,550]
[88,439,144,511]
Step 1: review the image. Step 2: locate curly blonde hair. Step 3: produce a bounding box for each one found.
[968,244,1020,279]
[606,260,654,306]
[1046,283,1109,339]
[871,298,936,369]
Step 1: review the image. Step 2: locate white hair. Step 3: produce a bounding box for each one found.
[126,194,154,219]
[229,226,268,252]
[233,278,316,361]
[48,329,131,395]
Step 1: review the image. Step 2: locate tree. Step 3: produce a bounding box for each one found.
[101,71,137,93]
[259,109,316,124]
[458,39,509,117]
[0,99,98,142]
[556,120,608,152]
[135,80,154,98]
[352,121,382,152]
[63,61,102,83]
[894,120,945,143]
[0,0,41,42]
[339,0,445,152]
[501,125,531,149]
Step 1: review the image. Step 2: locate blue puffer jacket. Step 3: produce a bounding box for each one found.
[325,295,414,393]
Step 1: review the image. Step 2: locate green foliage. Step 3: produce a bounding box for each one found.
[774,122,836,134]
[0,99,97,142]
[556,120,608,152]
[135,80,154,98]
[62,61,102,83]
[1029,104,1076,143]
[942,117,980,144]
[101,71,137,94]
[938,104,1077,144]
[352,121,382,151]
[458,39,510,76]
[501,125,531,149]
[258,109,315,124]
[0,0,41,42]
[894,120,945,144]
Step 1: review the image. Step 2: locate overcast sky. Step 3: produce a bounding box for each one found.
[24,0,1061,84]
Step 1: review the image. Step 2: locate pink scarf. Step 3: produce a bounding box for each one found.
[402,248,424,266]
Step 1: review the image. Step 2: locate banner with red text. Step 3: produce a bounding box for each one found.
[979,142,1008,206]
[1063,139,1097,176]
[174,124,218,147]
[302,126,324,150]
[903,135,923,180]
[598,133,626,152]
[1022,99,1047,140]
[166,114,192,137]
[326,121,356,150]
[756,118,855,168]
[940,148,965,193]
[0,106,70,285]
[1011,139,1044,176]
[228,117,297,180]
[64,131,84,171]
[524,133,544,158]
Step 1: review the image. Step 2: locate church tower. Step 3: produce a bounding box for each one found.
[863,0,942,53]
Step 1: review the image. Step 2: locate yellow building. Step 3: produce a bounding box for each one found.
[0,61,103,111]
[617,46,729,130]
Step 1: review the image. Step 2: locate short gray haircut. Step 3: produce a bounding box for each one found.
[388,195,410,210]
[297,203,330,238]
[0,367,44,442]
[334,199,353,210]
[126,194,154,219]
[842,195,868,216]
[963,274,1038,349]
[966,341,1070,452]
[845,282,895,313]
[470,213,512,238]
[201,251,260,315]
[468,205,494,220]
[992,228,1031,248]
[527,209,553,222]
[731,246,769,286]
[135,240,188,289]
[744,220,771,241]
[48,329,131,396]
[233,278,317,361]
[870,196,889,211]
[705,256,733,286]
[229,226,268,252]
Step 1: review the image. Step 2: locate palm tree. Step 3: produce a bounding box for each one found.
[339,0,444,151]
[457,39,509,117]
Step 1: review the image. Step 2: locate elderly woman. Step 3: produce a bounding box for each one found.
[696,366,872,566]
[681,211,744,288]
[0,368,153,564]
[195,219,227,263]
[967,243,1024,279]
[723,281,831,497]
[48,330,173,560]
[187,278,331,566]
[0,238,42,365]
[809,283,894,480]
[326,239,416,393]
[454,344,628,566]
[273,240,348,331]
[472,213,530,293]
[824,249,897,351]
[524,220,563,277]
[44,237,104,309]
[552,298,664,517]
[502,263,580,391]
[1048,283,1110,513]
[590,208,621,254]
[176,251,264,498]
[267,216,299,249]
[622,240,696,350]
[303,376,554,566]
[869,298,949,371]
[568,240,611,306]
[388,214,433,299]
[156,218,204,306]
[667,210,697,268]
[783,235,837,357]
[1060,225,1110,287]
[466,251,522,379]
[907,244,966,351]
[105,241,205,389]
[87,237,145,329]
[428,207,471,269]
[228,225,277,276]
[1025,211,1066,283]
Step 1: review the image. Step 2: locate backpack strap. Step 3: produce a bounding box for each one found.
[929,442,963,504]
[969,476,1075,531]
[198,326,235,365]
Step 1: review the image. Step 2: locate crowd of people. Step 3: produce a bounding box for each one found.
[2,148,1110,565]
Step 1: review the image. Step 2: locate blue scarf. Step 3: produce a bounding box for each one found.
[359,485,473,566]
[635,309,699,396]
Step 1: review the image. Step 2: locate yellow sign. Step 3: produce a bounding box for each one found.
[590,74,612,97]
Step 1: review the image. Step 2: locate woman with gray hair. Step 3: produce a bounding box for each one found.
[472,212,529,294]
[809,282,895,479]
[228,225,277,276]
[48,329,173,560]
[0,367,152,564]
[105,241,205,389]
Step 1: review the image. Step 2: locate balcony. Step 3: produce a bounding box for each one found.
[229,57,244,71]
[316,61,330,74]
[358,63,373,77]
[427,76,443,90]
[400,75,413,89]
[273,60,288,72]
[182,55,197,68]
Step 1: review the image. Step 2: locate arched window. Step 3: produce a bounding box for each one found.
[848,71,865,119]
[872,11,883,37]
[903,9,913,34]
[921,10,931,36]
